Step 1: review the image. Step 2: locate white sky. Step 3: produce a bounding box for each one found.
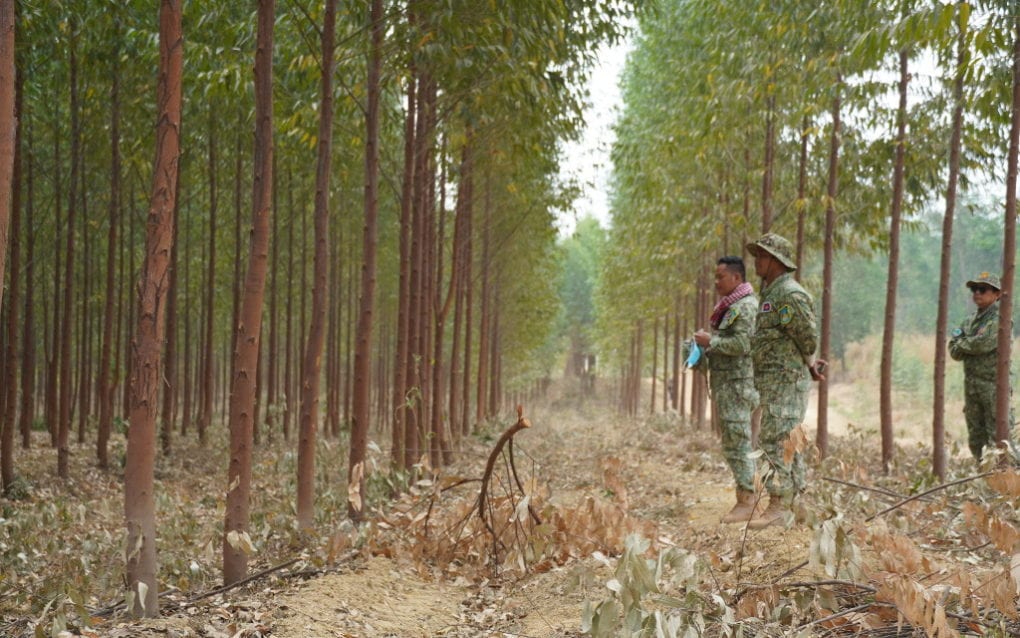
[556,39,632,238]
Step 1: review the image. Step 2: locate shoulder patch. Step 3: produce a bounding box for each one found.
[719,308,738,329]
[778,304,794,325]
[951,327,963,337]
[761,302,773,313]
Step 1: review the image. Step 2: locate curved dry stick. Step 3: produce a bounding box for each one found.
[477,406,532,541]
[865,471,993,522]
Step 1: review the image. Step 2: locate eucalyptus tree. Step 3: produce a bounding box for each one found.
[995,3,1020,453]
[123,0,182,617]
[224,0,274,585]
[0,0,13,491]
[0,0,12,320]
[348,0,383,523]
[381,0,639,469]
[296,0,337,533]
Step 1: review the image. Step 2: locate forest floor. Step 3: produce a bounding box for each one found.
[3,374,1020,637]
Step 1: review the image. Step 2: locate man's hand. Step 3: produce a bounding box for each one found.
[809,359,828,382]
[694,330,711,348]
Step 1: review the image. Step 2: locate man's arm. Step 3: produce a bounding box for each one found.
[949,314,996,359]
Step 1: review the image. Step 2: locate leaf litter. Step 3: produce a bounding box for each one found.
[2,379,1020,636]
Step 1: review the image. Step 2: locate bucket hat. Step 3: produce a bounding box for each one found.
[746,233,797,271]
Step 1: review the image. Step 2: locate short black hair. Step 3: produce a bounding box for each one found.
[717,255,745,280]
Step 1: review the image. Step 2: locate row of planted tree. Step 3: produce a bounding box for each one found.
[0,0,638,616]
[600,0,1020,481]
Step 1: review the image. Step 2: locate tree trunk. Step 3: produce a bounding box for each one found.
[199,108,217,441]
[393,68,416,470]
[349,0,382,522]
[58,28,80,479]
[161,194,179,456]
[124,0,181,616]
[296,0,336,531]
[0,10,17,489]
[224,0,274,585]
[650,316,658,414]
[460,194,474,436]
[879,51,909,474]
[476,174,491,423]
[0,0,9,315]
[97,30,121,470]
[997,13,1020,450]
[817,72,842,460]
[761,94,775,233]
[19,119,32,450]
[933,12,968,482]
[795,116,809,275]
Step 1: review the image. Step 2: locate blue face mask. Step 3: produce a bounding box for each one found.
[685,342,702,369]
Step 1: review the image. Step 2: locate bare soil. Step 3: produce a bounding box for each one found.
[5,374,1012,638]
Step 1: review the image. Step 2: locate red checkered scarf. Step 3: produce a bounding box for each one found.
[709,282,754,329]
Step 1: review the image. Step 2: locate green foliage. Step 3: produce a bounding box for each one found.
[581,534,735,638]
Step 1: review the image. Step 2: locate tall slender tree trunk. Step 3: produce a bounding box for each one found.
[795,116,810,275]
[47,127,61,449]
[200,109,217,440]
[0,13,17,489]
[475,175,491,424]
[0,0,10,313]
[933,11,968,481]
[460,198,473,436]
[228,129,242,441]
[817,72,842,460]
[393,68,416,470]
[879,51,909,474]
[650,317,658,414]
[19,119,33,450]
[161,196,179,455]
[761,94,775,233]
[224,0,274,585]
[997,13,1020,450]
[296,0,336,531]
[349,0,382,522]
[97,31,121,469]
[58,28,80,479]
[124,0,182,616]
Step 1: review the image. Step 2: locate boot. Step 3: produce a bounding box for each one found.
[720,489,757,524]
[747,496,789,530]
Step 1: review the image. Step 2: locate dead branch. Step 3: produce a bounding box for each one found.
[477,405,532,529]
[476,405,533,571]
[865,471,993,522]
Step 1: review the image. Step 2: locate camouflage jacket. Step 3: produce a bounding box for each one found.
[751,272,818,379]
[707,293,758,380]
[949,301,1001,383]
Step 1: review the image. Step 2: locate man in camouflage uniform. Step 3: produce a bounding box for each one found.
[745,233,822,530]
[949,272,1014,461]
[693,256,759,524]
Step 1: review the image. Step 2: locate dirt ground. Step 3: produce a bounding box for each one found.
[266,379,836,638]
[91,374,997,638]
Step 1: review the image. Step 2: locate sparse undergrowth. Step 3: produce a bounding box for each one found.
[2,380,1020,637]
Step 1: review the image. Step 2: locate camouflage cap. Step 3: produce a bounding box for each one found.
[745,232,797,271]
[966,271,1002,291]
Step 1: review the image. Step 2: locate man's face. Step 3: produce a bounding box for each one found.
[971,284,1001,311]
[753,251,772,279]
[714,263,741,297]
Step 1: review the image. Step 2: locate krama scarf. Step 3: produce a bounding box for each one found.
[709,281,753,329]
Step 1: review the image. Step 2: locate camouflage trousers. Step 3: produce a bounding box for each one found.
[757,375,809,503]
[712,376,758,492]
[964,378,1015,461]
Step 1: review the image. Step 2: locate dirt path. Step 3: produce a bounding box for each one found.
[272,385,821,638]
